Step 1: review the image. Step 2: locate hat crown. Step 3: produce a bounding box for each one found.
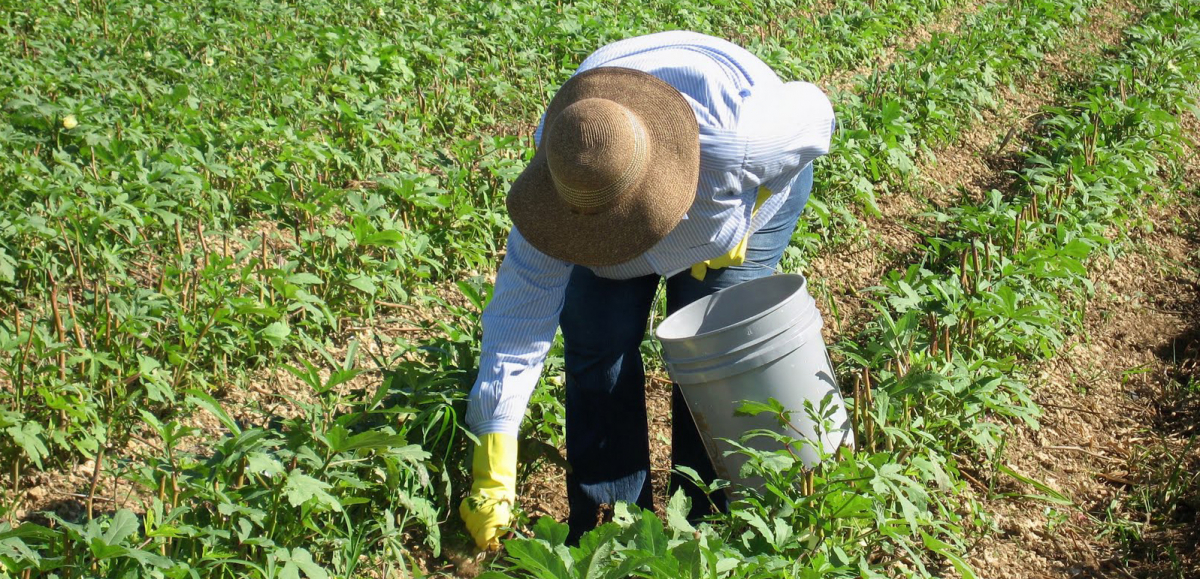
[545,98,648,212]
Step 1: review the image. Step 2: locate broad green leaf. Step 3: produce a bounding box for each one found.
[289,547,329,579]
[0,523,56,542]
[89,538,127,560]
[505,539,570,579]
[5,421,49,470]
[921,531,977,579]
[102,509,139,546]
[246,452,286,478]
[531,516,569,546]
[0,535,39,563]
[736,399,784,417]
[260,321,291,347]
[326,426,407,453]
[666,489,695,534]
[360,230,405,247]
[347,274,377,295]
[997,464,1073,505]
[120,545,173,568]
[671,539,703,578]
[387,444,432,463]
[186,390,241,434]
[634,509,668,555]
[581,534,615,579]
[734,510,776,547]
[603,556,652,579]
[286,273,323,285]
[716,557,740,574]
[283,471,342,512]
[0,248,15,283]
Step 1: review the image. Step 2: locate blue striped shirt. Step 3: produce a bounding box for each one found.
[467,31,836,436]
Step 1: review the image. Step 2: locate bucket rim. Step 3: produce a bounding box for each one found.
[665,321,813,384]
[658,306,812,366]
[655,273,809,343]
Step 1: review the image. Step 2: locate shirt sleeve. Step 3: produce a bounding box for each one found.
[465,227,573,436]
[739,81,835,193]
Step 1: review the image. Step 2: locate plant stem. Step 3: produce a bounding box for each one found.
[49,272,67,380]
[87,448,105,519]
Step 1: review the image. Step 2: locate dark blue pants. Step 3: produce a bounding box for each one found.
[559,164,814,543]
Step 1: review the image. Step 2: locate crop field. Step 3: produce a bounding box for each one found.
[1,0,1198,577]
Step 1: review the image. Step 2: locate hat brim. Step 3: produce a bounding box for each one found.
[507,67,700,267]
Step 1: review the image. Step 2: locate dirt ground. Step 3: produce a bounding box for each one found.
[957,101,1200,577]
[961,199,1199,578]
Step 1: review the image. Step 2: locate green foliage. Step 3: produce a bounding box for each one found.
[818,0,1094,216]
[2,337,470,577]
[2,0,1199,576]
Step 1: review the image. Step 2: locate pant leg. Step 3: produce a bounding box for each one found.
[560,266,659,543]
[665,163,814,520]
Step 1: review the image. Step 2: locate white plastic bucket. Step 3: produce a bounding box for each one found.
[655,274,854,487]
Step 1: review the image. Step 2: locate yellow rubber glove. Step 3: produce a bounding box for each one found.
[459,433,518,550]
[691,186,775,281]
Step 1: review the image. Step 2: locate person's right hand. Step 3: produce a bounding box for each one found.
[459,433,518,550]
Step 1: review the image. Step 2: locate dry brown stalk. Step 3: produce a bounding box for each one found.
[960,250,971,290]
[87,449,105,519]
[49,273,66,379]
[929,313,939,358]
[104,291,112,348]
[259,230,270,304]
[13,309,22,400]
[174,220,186,293]
[189,267,200,314]
[15,310,34,409]
[65,293,86,350]
[58,219,84,288]
[9,455,19,514]
[853,373,863,441]
[1088,115,1100,166]
[863,367,875,450]
[1094,471,1137,486]
[1048,445,1118,462]
[1013,212,1023,255]
[197,222,210,268]
[972,242,982,282]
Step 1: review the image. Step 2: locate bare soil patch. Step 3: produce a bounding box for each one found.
[964,197,1200,579]
[919,0,1136,205]
[824,0,990,92]
[809,0,1133,339]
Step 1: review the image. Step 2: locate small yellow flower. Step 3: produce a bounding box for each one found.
[62,115,78,129]
[204,56,214,66]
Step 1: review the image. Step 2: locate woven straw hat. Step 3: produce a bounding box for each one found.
[507,67,700,266]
